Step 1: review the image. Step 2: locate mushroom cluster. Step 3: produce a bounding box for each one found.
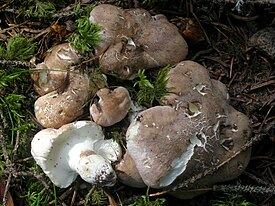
[31,43,105,128]
[117,60,251,198]
[30,4,251,196]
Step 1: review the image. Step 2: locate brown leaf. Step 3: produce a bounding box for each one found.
[107,194,117,206]
[0,180,14,206]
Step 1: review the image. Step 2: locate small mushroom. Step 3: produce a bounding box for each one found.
[31,121,122,188]
[118,60,251,198]
[90,87,131,127]
[31,43,81,96]
[90,4,188,79]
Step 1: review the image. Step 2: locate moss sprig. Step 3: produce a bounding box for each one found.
[134,65,172,107]
[68,16,102,53]
[0,35,36,61]
[85,186,107,206]
[24,1,56,18]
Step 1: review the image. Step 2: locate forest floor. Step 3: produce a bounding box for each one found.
[0,0,274,205]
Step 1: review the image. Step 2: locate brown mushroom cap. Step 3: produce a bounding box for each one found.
[115,150,146,188]
[90,86,131,127]
[34,73,92,128]
[90,4,188,79]
[31,43,81,96]
[121,60,251,197]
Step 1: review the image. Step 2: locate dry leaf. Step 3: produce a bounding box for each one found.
[0,180,14,206]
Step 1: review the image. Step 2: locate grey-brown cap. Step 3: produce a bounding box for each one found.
[31,43,81,96]
[121,60,251,198]
[90,87,131,127]
[34,73,92,128]
[90,4,188,79]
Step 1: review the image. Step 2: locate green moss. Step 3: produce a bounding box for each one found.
[129,187,166,206]
[134,65,172,107]
[211,193,256,206]
[0,35,36,61]
[68,16,102,53]
[24,1,56,18]
[85,186,107,206]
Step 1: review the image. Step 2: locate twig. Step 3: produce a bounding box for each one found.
[227,72,238,88]
[30,27,51,41]
[250,79,275,91]
[242,171,272,186]
[0,115,12,206]
[256,104,274,133]
[12,130,20,161]
[202,56,230,68]
[229,56,234,79]
[213,184,275,194]
[191,47,214,61]
[190,10,211,46]
[0,60,32,68]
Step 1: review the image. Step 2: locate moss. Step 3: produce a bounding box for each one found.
[68,16,102,53]
[0,35,36,61]
[134,65,172,107]
[24,1,56,18]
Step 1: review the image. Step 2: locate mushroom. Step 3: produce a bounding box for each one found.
[34,72,92,128]
[116,150,146,188]
[31,121,122,188]
[117,60,251,198]
[31,43,81,96]
[90,4,188,79]
[32,43,106,128]
[90,87,131,127]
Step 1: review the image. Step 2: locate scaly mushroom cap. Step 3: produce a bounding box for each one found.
[34,72,92,128]
[90,4,188,79]
[31,43,81,96]
[90,86,131,127]
[31,121,122,188]
[121,60,251,198]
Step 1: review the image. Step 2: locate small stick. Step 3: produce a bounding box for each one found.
[230,56,234,79]
[190,10,211,46]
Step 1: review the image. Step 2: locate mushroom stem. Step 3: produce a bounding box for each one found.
[68,143,117,186]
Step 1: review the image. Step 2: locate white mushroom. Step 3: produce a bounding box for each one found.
[31,121,122,188]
